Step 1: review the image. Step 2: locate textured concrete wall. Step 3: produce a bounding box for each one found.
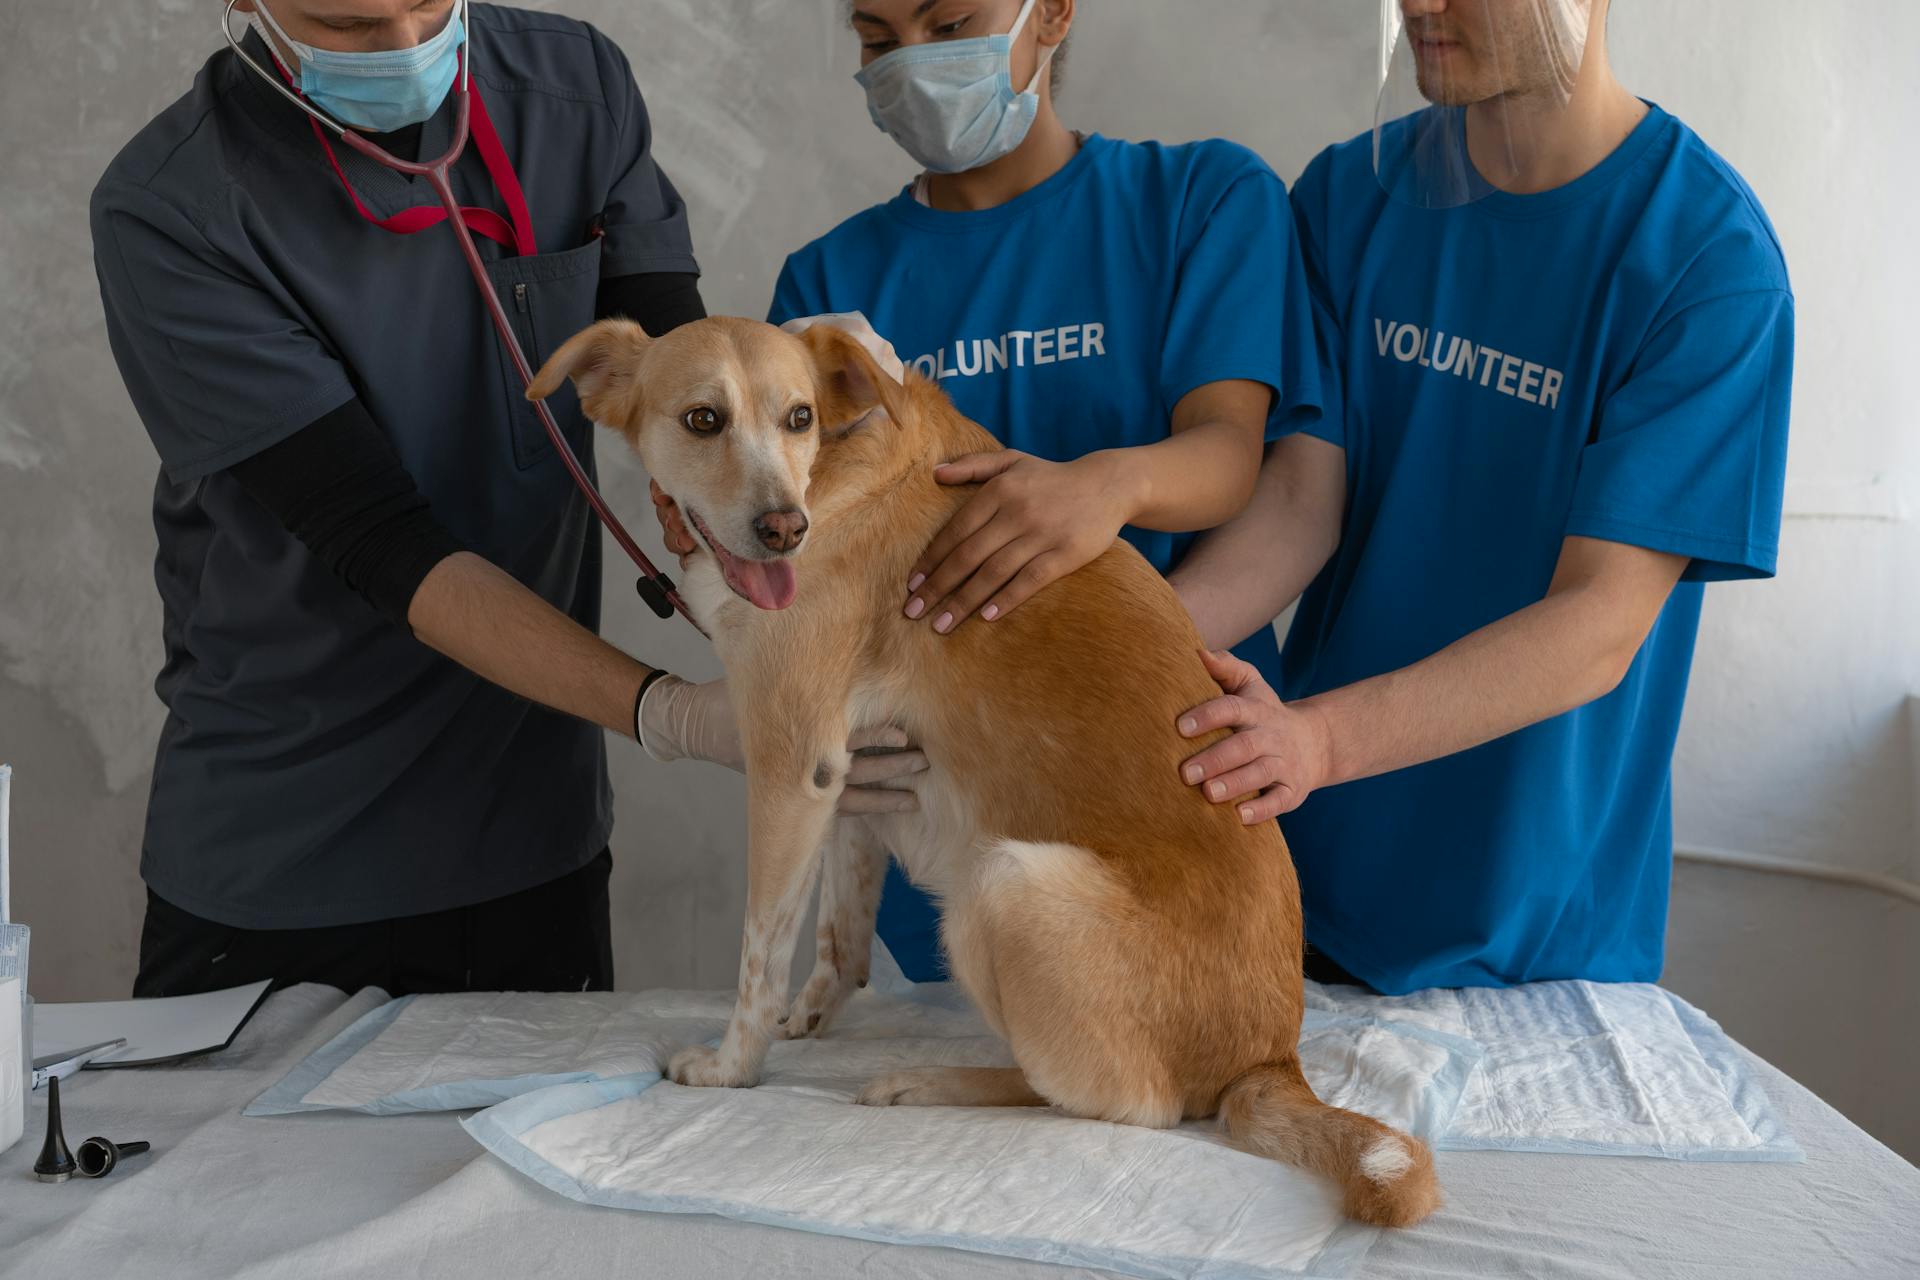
[0,2,1913,1152]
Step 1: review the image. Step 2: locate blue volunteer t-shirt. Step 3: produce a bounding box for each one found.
[772,133,1323,979]
[1281,105,1792,993]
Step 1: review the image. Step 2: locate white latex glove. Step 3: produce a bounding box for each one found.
[637,675,743,769]
[780,311,906,383]
[638,675,926,815]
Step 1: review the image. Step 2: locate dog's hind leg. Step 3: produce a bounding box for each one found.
[856,1066,1045,1108]
[945,839,1186,1130]
[781,817,887,1040]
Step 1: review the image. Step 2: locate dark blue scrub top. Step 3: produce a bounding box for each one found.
[90,6,697,928]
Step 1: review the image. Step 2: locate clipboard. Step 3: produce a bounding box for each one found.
[31,980,274,1069]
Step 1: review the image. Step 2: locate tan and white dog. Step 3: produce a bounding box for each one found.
[529,316,1440,1227]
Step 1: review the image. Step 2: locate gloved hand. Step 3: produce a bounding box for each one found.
[638,675,926,815]
[637,674,743,769]
[779,310,906,383]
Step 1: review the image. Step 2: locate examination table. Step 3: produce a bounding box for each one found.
[3,984,1915,1279]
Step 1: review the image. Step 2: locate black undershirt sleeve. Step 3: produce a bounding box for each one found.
[226,273,706,630]
[598,271,706,336]
[227,398,465,629]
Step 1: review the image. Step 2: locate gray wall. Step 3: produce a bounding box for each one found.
[0,2,1913,1156]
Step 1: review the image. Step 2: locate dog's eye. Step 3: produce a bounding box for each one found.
[788,405,814,433]
[681,406,722,435]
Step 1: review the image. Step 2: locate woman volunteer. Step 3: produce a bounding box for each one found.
[91,0,918,999]
[665,0,1325,979]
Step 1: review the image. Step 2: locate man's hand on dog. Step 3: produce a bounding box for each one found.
[651,479,698,565]
[637,675,928,815]
[1177,649,1334,824]
[906,449,1132,633]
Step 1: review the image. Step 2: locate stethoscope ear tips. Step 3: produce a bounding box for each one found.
[76,1136,152,1179]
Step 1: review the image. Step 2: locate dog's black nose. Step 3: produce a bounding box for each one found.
[754,509,808,552]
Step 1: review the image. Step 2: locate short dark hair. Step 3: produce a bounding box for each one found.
[1046,30,1071,96]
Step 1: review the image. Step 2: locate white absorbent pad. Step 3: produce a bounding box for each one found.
[461,994,1478,1280]
[1306,979,1802,1161]
[248,969,1799,1164]
[245,982,1003,1116]
[246,989,738,1115]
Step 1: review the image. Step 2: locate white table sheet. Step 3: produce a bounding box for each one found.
[2,984,1915,1280]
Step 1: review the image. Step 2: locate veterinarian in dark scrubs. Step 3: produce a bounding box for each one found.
[90,1,919,998]
[662,0,1326,980]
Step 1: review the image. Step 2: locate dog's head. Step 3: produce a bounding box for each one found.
[529,316,909,611]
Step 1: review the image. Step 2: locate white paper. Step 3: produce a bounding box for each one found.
[0,763,12,923]
[33,980,272,1068]
[0,976,22,1155]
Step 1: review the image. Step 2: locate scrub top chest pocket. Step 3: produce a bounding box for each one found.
[486,237,603,471]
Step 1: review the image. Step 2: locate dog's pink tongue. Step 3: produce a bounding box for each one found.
[733,557,798,610]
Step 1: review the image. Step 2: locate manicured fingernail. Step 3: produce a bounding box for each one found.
[1183,764,1202,784]
[905,597,925,619]
[1179,717,1197,735]
[981,604,999,621]
[1240,807,1255,823]
[1208,781,1225,799]
[907,573,926,592]
[933,612,953,634]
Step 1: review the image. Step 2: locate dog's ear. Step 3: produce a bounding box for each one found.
[527,318,652,421]
[799,323,912,436]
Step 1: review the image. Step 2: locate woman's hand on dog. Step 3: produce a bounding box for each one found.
[907,450,1133,632]
[1177,649,1333,824]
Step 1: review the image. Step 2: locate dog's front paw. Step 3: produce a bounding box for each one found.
[777,976,853,1040]
[668,1043,759,1088]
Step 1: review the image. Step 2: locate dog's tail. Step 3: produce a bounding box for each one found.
[1217,1058,1440,1227]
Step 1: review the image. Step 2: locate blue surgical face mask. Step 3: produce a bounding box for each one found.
[251,0,466,134]
[854,0,1059,175]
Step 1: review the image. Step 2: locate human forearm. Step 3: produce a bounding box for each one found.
[1168,432,1345,650]
[1301,580,1655,788]
[1109,378,1273,531]
[1177,537,1688,823]
[1098,421,1258,533]
[407,551,649,738]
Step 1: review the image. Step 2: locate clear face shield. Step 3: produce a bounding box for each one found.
[1373,0,1595,208]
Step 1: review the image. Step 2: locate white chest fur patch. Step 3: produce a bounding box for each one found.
[680,554,737,637]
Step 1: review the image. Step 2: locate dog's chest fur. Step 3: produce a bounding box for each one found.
[687,552,978,906]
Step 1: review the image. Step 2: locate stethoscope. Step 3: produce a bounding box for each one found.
[220,0,693,626]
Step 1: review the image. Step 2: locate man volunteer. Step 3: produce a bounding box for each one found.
[1172,0,1793,993]
[92,1,919,998]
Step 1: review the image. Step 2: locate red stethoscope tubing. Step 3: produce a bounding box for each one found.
[251,28,691,625]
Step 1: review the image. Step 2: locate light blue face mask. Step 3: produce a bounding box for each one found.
[854,0,1059,175]
[251,0,466,134]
